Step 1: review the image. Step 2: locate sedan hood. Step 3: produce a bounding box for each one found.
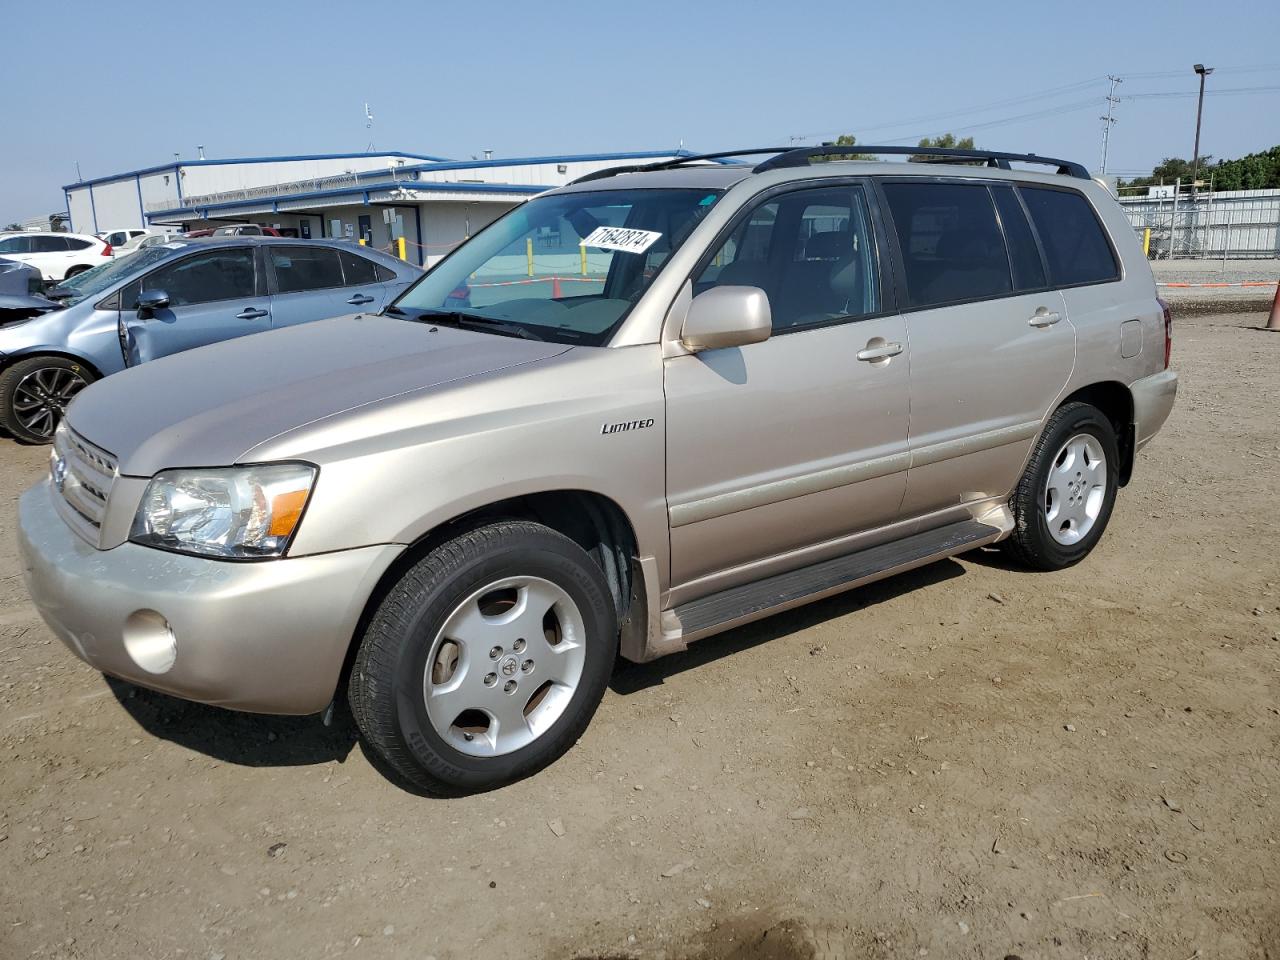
[66,313,570,476]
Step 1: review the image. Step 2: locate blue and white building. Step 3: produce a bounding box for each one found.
[63,149,695,266]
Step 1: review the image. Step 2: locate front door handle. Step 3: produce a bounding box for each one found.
[856,341,904,362]
[346,294,375,305]
[1028,309,1062,328]
[236,307,269,320]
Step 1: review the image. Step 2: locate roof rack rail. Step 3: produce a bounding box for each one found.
[567,148,791,185]
[752,145,1090,179]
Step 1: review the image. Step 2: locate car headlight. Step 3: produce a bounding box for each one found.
[130,463,317,559]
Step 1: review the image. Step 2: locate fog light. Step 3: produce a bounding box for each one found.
[122,610,177,674]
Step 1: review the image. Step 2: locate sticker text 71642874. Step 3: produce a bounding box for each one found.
[579,226,663,255]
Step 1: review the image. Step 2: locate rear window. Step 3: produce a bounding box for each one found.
[1019,186,1119,287]
[881,181,1012,309]
[338,249,379,286]
[271,245,345,293]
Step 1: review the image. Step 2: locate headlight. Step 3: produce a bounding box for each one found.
[130,463,317,559]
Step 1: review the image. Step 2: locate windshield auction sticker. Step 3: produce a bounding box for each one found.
[580,226,663,254]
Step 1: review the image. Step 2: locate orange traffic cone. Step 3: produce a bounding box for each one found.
[1267,281,1280,332]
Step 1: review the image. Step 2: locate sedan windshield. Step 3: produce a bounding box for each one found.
[391,188,721,345]
[53,245,182,307]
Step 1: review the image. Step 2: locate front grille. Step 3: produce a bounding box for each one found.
[53,427,118,543]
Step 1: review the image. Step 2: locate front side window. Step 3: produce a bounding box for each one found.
[882,181,1013,309]
[1019,186,1119,287]
[140,249,257,307]
[0,235,34,254]
[392,188,722,345]
[694,185,881,331]
[271,245,344,294]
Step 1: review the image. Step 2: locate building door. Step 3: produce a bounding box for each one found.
[358,214,373,247]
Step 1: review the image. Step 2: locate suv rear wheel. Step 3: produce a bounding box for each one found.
[1004,401,1119,570]
[349,520,618,795]
[0,356,96,444]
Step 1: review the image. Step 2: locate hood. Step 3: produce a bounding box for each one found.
[66,313,570,476]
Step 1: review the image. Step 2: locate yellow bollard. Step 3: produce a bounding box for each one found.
[358,238,366,246]
[396,236,406,261]
[526,237,534,277]
[580,244,587,276]
[1142,227,1151,257]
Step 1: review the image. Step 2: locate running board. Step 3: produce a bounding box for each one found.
[667,518,1004,645]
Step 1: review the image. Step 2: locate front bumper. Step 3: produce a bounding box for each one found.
[1131,368,1179,451]
[17,481,403,715]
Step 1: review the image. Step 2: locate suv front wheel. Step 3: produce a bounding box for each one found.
[1004,401,1120,571]
[349,520,618,795]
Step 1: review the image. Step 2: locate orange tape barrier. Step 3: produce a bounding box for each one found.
[1158,281,1278,288]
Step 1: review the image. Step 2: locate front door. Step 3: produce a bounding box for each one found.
[877,179,1076,518]
[120,246,269,365]
[664,183,911,599]
[358,215,373,247]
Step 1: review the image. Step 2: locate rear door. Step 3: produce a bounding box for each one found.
[119,245,269,364]
[264,243,351,327]
[877,178,1074,518]
[337,248,396,310]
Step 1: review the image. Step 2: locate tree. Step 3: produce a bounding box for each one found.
[1118,146,1280,192]
[912,133,977,163]
[811,134,875,162]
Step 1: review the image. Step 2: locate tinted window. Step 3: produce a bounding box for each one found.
[107,232,128,246]
[694,186,880,331]
[991,185,1046,291]
[882,182,1012,308]
[0,235,33,253]
[66,237,94,251]
[33,236,70,253]
[1019,187,1119,287]
[373,262,396,282]
[141,249,256,306]
[338,249,379,286]
[271,245,344,293]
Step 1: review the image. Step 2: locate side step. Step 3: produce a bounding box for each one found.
[669,518,1003,643]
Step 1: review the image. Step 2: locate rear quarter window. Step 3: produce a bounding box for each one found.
[1019,186,1119,287]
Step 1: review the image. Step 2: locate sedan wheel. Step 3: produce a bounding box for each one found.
[0,357,96,444]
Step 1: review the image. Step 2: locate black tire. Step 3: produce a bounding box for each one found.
[64,265,91,279]
[349,520,618,795]
[1004,402,1120,571]
[0,356,96,444]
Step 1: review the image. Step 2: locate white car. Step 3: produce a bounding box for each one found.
[111,232,177,261]
[0,232,112,282]
[98,227,151,249]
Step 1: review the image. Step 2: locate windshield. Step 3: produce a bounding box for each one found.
[53,244,183,306]
[391,188,721,345]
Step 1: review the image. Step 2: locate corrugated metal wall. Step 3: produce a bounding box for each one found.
[1119,188,1280,259]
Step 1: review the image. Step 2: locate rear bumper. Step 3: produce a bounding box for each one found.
[18,480,403,715]
[1131,369,1178,451]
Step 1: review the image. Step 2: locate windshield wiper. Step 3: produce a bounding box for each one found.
[413,310,547,342]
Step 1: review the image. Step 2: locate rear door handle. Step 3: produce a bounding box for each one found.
[346,294,375,305]
[856,341,904,362]
[236,307,269,320]
[1028,310,1062,328]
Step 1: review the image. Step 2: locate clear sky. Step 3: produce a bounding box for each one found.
[5,0,1279,223]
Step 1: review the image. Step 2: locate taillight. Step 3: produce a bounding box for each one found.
[1158,297,1172,368]
[101,243,113,257]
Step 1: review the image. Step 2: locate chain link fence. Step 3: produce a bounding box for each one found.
[1118,188,1280,261]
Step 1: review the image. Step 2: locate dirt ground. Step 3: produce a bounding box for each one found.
[1,308,1277,960]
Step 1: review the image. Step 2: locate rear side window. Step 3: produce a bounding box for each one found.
[881,181,1012,308]
[990,185,1046,291]
[65,237,94,251]
[33,236,71,252]
[338,249,379,286]
[1019,186,1119,287]
[271,245,344,293]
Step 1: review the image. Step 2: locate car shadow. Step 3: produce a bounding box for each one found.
[611,557,966,695]
[105,676,359,768]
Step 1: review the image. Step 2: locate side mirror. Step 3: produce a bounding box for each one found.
[681,286,772,353]
[136,289,170,317]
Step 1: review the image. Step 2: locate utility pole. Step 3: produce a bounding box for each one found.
[1190,64,1213,201]
[1099,75,1122,175]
